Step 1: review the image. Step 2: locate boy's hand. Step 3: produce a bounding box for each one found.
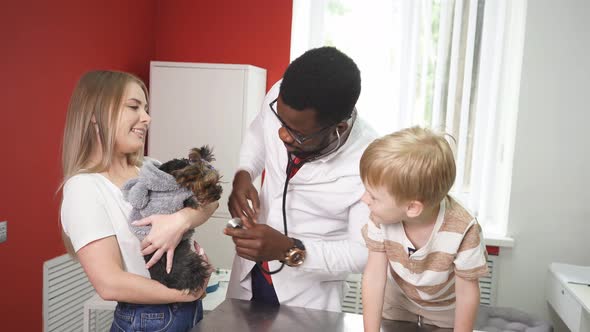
[362,251,388,332]
[454,276,480,332]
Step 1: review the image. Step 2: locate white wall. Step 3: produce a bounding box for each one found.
[496,0,590,330]
[202,3,590,328]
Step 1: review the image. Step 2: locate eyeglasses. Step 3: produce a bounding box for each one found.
[269,98,339,145]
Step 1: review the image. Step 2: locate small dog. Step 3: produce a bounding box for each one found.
[123,146,223,293]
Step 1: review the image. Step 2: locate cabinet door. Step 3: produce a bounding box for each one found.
[149,65,247,219]
[547,273,583,332]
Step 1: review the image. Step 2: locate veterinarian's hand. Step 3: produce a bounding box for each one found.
[134,212,190,272]
[223,218,294,262]
[228,170,260,224]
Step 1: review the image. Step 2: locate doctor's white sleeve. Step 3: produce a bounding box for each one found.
[300,200,369,276]
[237,102,267,180]
[237,80,282,180]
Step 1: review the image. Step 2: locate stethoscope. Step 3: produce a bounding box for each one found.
[257,129,343,275]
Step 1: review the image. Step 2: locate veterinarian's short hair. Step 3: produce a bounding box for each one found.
[360,126,456,207]
[279,46,361,127]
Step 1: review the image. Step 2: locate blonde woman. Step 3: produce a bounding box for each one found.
[59,70,217,331]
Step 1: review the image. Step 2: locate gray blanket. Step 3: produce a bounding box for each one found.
[475,305,553,332]
[121,159,193,241]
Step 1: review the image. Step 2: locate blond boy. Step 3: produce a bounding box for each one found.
[359,127,488,331]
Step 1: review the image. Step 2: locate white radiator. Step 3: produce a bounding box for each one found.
[83,295,115,332]
[342,273,363,314]
[479,254,499,306]
[43,254,97,332]
[341,253,500,314]
[90,313,113,332]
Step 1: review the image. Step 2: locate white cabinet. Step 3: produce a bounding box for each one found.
[547,263,590,332]
[148,61,266,221]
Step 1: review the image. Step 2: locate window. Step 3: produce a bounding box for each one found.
[291,0,527,237]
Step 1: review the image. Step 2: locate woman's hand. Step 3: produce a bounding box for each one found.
[176,287,206,303]
[175,241,212,302]
[133,202,219,272]
[190,201,219,228]
[133,213,188,272]
[193,240,214,299]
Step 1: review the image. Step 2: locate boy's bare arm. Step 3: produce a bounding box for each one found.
[454,275,480,332]
[362,251,389,332]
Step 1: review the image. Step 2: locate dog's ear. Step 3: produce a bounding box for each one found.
[188,146,215,164]
[199,145,215,163]
[188,148,201,164]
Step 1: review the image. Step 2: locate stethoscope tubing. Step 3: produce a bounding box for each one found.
[256,153,296,275]
[257,129,342,275]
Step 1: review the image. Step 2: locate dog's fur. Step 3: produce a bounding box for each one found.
[145,146,222,293]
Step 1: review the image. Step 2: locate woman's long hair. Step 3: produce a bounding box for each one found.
[60,70,148,256]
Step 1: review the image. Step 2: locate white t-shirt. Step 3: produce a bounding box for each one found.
[61,173,150,278]
[362,196,488,310]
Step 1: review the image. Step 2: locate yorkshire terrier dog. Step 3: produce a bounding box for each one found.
[122,146,222,293]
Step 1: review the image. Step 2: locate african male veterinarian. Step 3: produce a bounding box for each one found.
[224,46,378,311]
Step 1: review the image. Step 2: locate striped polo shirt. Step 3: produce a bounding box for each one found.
[362,196,489,310]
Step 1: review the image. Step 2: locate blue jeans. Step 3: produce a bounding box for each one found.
[110,300,203,332]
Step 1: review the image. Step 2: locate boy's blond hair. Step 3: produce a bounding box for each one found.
[360,126,456,207]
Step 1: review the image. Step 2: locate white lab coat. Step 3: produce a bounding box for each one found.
[226,81,378,311]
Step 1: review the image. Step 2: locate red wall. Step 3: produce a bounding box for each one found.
[0,1,292,330]
[154,0,293,91]
[0,1,157,330]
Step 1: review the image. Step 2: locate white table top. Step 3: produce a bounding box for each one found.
[550,263,590,284]
[550,262,590,312]
[568,283,590,312]
[202,269,230,311]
